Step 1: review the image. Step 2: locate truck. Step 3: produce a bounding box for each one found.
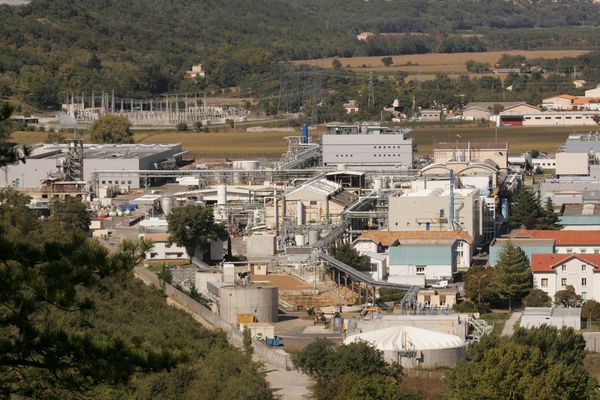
[431,280,449,289]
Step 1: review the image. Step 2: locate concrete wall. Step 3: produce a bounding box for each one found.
[246,234,276,258]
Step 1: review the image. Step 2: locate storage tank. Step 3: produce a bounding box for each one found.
[344,326,465,369]
[160,196,175,216]
[308,230,320,245]
[295,234,305,246]
[373,178,382,190]
[233,160,259,170]
[217,185,227,205]
[218,284,278,324]
[297,201,304,225]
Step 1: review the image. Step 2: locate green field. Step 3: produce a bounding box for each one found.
[12,124,575,159]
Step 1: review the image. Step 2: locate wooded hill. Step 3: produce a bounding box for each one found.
[2,0,600,108]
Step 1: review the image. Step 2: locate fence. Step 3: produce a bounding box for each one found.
[583,332,600,352]
[134,267,293,370]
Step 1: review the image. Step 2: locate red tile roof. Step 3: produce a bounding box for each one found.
[531,253,600,273]
[355,230,474,246]
[143,233,170,242]
[510,230,600,246]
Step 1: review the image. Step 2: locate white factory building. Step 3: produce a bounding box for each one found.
[321,124,414,167]
[1,143,183,190]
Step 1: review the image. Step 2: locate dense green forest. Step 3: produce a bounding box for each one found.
[2,0,600,110]
[0,188,272,399]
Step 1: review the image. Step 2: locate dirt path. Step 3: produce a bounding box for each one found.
[502,311,523,336]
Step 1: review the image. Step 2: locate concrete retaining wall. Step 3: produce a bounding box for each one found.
[583,332,600,352]
[134,267,293,370]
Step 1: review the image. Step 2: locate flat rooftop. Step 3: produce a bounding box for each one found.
[401,188,478,197]
[28,143,181,160]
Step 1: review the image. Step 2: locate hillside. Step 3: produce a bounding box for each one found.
[2,0,600,109]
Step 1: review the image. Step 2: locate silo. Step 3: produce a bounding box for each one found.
[218,284,279,324]
[217,185,227,205]
[308,230,320,245]
[297,201,304,225]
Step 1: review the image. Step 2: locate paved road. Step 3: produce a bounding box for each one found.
[264,366,310,400]
[502,311,523,336]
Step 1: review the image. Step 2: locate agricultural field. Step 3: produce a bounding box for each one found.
[295,50,591,80]
[12,124,575,159]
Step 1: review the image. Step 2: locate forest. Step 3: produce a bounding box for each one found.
[2,0,600,109]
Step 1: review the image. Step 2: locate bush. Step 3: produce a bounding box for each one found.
[453,301,477,313]
[176,122,188,131]
[523,288,552,307]
[582,300,600,321]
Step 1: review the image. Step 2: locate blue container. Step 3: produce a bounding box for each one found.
[266,336,281,347]
[302,124,309,144]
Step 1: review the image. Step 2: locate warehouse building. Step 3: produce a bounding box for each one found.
[0,143,183,190]
[321,124,414,167]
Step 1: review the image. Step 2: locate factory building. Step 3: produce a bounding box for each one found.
[321,124,414,167]
[387,188,483,242]
[432,141,509,170]
[0,143,183,190]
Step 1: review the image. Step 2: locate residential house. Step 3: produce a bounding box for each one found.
[388,244,458,286]
[417,288,458,308]
[532,253,600,301]
[344,100,359,114]
[141,232,224,262]
[573,80,587,89]
[542,94,577,111]
[186,64,206,80]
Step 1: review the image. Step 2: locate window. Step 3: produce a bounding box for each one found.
[128,180,132,184]
[416,266,425,274]
[582,265,587,271]
[581,249,587,254]
[561,278,567,286]
[101,180,106,184]
[425,222,430,231]
[309,201,317,206]
[562,264,567,271]
[541,278,548,287]
[582,292,588,300]
[595,249,600,254]
[567,249,573,254]
[582,278,587,286]
[439,209,445,218]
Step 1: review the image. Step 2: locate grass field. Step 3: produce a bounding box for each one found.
[295,49,591,80]
[11,124,574,159]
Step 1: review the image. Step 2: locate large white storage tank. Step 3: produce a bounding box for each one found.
[233,160,260,170]
[344,325,465,369]
[218,284,279,324]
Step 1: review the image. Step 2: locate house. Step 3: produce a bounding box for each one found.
[420,109,441,122]
[356,32,375,42]
[186,64,206,80]
[417,288,458,308]
[344,100,359,113]
[266,178,357,227]
[531,253,600,302]
[585,87,600,97]
[353,230,474,270]
[489,230,600,266]
[462,102,539,121]
[573,80,587,89]
[542,94,577,111]
[388,244,458,286]
[141,232,224,262]
[572,97,600,111]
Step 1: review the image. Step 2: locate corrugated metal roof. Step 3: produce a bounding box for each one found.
[389,245,453,265]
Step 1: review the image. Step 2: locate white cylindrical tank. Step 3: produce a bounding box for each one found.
[308,230,320,245]
[233,160,259,170]
[217,185,227,205]
[295,234,305,246]
[297,201,304,225]
[160,196,175,216]
[373,178,382,190]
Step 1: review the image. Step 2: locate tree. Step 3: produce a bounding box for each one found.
[157,264,173,284]
[582,299,600,322]
[464,266,498,306]
[523,288,552,307]
[554,285,581,307]
[167,204,228,260]
[194,121,203,131]
[332,58,342,70]
[0,193,171,397]
[0,102,30,168]
[446,327,596,400]
[538,198,561,230]
[492,103,505,115]
[381,56,394,67]
[510,188,543,229]
[45,131,65,144]
[89,115,133,144]
[328,243,372,272]
[49,197,91,234]
[243,327,254,357]
[495,243,532,310]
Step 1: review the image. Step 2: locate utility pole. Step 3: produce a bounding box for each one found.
[368,72,375,108]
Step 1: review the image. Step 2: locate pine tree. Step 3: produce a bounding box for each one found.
[495,243,533,311]
[537,197,561,230]
[510,188,543,229]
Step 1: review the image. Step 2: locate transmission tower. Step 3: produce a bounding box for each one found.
[368,72,375,108]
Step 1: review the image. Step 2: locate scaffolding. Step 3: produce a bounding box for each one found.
[64,139,84,181]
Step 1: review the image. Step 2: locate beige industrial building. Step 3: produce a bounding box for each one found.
[432,141,508,169]
[265,178,357,227]
[462,102,539,120]
[388,188,482,242]
[555,152,590,176]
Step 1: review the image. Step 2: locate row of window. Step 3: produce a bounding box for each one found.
[373,145,403,149]
[101,180,132,185]
[540,277,587,287]
[566,249,600,254]
[560,264,588,271]
[525,116,591,120]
